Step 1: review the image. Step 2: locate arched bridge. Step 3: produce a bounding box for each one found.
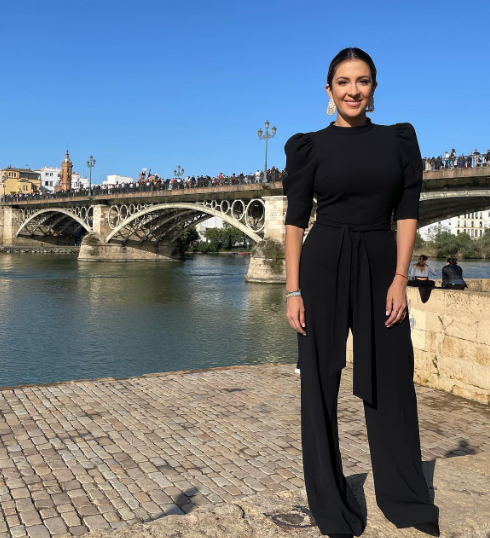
[1,167,489,260]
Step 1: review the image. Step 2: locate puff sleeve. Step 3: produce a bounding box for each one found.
[393,122,423,221]
[282,132,316,228]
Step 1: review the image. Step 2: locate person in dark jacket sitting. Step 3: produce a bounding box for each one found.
[441,257,468,290]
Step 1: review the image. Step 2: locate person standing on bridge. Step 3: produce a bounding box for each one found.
[282,47,440,538]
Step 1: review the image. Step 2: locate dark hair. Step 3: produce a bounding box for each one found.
[327,47,377,88]
[415,254,428,271]
[447,257,458,265]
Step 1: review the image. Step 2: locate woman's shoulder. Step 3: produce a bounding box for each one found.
[284,132,315,159]
[365,121,417,136]
[284,131,314,148]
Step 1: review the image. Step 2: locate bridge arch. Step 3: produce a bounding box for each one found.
[105,202,263,244]
[16,208,92,237]
[419,190,490,228]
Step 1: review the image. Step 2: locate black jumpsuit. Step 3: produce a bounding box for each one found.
[282,118,439,537]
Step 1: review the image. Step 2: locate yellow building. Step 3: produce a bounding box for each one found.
[1,167,41,195]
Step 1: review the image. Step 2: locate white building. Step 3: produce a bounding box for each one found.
[36,166,89,193]
[449,210,490,238]
[103,174,133,186]
[37,167,60,192]
[195,216,223,240]
[72,173,89,191]
[418,209,490,240]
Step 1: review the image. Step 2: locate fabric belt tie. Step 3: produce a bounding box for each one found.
[313,216,392,405]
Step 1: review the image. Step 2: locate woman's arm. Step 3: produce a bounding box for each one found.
[282,132,316,337]
[385,219,417,328]
[285,225,307,336]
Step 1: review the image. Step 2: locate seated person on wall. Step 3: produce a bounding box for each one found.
[407,254,437,288]
[441,257,468,290]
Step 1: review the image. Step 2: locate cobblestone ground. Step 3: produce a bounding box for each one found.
[0,363,489,538]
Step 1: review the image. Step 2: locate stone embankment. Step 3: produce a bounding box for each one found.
[0,245,79,254]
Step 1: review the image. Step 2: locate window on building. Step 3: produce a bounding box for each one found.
[457,229,460,234]
[471,221,474,227]
[480,230,483,237]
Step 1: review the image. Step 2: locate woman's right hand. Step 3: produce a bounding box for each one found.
[286,296,307,336]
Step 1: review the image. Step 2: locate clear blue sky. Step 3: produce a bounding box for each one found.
[1,0,488,183]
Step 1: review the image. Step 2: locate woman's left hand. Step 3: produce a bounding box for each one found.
[385,278,408,328]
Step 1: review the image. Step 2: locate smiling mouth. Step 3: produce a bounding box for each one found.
[345,100,362,106]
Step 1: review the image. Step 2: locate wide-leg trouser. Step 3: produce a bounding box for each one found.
[297,224,439,537]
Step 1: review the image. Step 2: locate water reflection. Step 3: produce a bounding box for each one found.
[0,254,488,388]
[0,253,296,387]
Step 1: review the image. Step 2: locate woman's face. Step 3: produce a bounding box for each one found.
[326,59,377,119]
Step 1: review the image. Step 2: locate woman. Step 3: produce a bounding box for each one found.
[441,257,467,290]
[282,47,439,538]
[408,254,437,287]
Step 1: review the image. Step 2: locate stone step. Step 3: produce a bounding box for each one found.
[86,451,490,537]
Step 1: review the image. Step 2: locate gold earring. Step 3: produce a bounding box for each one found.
[327,98,336,116]
[366,97,375,113]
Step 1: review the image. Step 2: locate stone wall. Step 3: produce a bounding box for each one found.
[347,279,490,404]
[245,254,285,283]
[78,235,181,262]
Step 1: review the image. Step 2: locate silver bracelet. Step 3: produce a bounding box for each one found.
[285,290,301,302]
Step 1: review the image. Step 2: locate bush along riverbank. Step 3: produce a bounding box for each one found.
[413,228,490,260]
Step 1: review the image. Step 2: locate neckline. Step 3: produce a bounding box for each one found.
[326,117,374,135]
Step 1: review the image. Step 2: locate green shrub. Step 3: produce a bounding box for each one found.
[251,238,285,274]
[83,233,100,256]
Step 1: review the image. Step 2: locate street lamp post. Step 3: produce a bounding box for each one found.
[174,165,184,178]
[174,165,184,190]
[86,155,96,196]
[257,120,276,183]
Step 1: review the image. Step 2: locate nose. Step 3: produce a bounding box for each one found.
[347,86,361,98]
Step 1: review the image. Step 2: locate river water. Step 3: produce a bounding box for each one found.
[0,254,489,388]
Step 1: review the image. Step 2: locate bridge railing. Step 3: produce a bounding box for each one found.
[426,153,489,171]
[1,175,286,203]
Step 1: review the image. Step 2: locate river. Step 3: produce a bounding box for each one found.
[0,254,489,388]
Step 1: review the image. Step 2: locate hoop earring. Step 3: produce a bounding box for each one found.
[326,98,336,116]
[366,97,375,113]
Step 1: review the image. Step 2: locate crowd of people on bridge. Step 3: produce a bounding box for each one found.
[3,146,489,202]
[423,148,490,171]
[2,167,284,202]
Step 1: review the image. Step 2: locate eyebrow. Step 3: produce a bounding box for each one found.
[336,75,371,80]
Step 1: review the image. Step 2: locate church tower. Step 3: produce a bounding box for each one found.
[60,149,73,191]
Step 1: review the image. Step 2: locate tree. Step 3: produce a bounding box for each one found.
[414,231,425,250]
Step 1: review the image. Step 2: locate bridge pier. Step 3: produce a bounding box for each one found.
[0,206,17,246]
[246,196,297,284]
[78,204,182,262]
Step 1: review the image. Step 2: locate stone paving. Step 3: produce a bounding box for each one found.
[0,363,489,538]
